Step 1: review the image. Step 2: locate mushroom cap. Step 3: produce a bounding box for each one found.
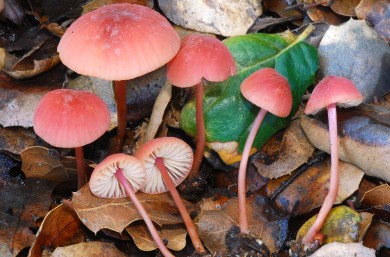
[33,89,110,148]
[305,76,364,115]
[57,3,180,81]
[135,137,193,194]
[240,68,293,117]
[167,34,237,87]
[89,153,146,199]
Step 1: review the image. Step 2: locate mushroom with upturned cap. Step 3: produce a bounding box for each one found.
[89,153,174,257]
[136,137,206,253]
[302,75,363,244]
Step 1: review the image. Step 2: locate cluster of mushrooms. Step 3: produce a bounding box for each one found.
[32,3,363,256]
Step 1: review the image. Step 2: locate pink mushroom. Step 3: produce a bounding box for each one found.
[89,153,174,257]
[167,34,237,178]
[238,68,292,233]
[302,75,363,244]
[33,89,110,189]
[57,3,180,150]
[136,137,206,253]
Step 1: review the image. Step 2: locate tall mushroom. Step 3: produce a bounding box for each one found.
[136,137,206,253]
[33,89,110,189]
[57,3,180,150]
[302,75,363,244]
[238,68,292,233]
[167,34,237,178]
[89,153,174,257]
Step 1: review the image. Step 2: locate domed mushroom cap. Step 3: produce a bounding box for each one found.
[89,153,146,199]
[240,68,292,117]
[305,76,363,115]
[33,89,110,148]
[167,34,237,88]
[136,137,193,194]
[57,3,180,81]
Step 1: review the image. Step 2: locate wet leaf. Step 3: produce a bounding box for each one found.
[28,203,81,257]
[361,184,390,207]
[318,19,390,102]
[21,146,69,185]
[301,114,390,182]
[159,0,262,37]
[252,119,315,178]
[310,242,375,257]
[297,206,361,243]
[0,127,36,154]
[82,0,153,14]
[328,0,360,17]
[363,220,390,250]
[51,241,127,257]
[126,223,187,251]
[267,159,364,216]
[72,185,194,234]
[196,195,288,254]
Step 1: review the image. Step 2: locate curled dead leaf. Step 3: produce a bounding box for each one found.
[51,241,127,257]
[361,184,390,207]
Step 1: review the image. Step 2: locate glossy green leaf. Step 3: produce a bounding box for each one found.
[180,29,318,153]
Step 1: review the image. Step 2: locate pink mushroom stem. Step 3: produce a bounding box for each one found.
[238,108,268,234]
[115,167,174,257]
[189,82,206,178]
[155,157,206,253]
[115,80,127,151]
[302,103,339,243]
[75,146,86,189]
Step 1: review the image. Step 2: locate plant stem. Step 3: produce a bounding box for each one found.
[238,109,267,234]
[302,103,339,244]
[155,157,206,253]
[115,167,174,257]
[115,80,127,151]
[75,146,86,189]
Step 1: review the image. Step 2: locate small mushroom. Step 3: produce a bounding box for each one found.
[136,137,206,253]
[238,68,292,233]
[89,153,174,257]
[33,89,110,189]
[167,34,237,178]
[57,3,180,150]
[302,75,363,244]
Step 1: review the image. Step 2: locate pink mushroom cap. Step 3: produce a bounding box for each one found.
[240,68,293,117]
[167,34,237,87]
[33,89,110,148]
[136,137,193,194]
[57,3,180,81]
[89,153,146,199]
[305,75,364,115]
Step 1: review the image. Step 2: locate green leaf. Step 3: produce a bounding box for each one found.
[180,29,318,155]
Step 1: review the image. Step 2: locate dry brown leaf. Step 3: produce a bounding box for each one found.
[267,159,364,216]
[264,0,304,26]
[127,223,187,251]
[21,146,69,184]
[28,203,81,257]
[51,241,128,257]
[361,184,390,207]
[72,185,194,234]
[82,0,153,14]
[311,242,375,257]
[358,212,374,241]
[363,220,390,250]
[327,0,360,16]
[197,196,231,211]
[196,196,288,254]
[252,119,315,178]
[0,127,36,154]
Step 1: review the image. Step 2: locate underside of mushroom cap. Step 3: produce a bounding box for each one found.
[136,137,193,194]
[89,153,146,199]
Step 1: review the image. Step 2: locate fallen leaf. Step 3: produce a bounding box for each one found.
[361,184,390,207]
[159,0,262,36]
[72,185,194,234]
[363,220,390,250]
[327,0,360,16]
[296,206,361,243]
[303,2,347,25]
[0,127,36,154]
[318,19,390,102]
[196,195,288,254]
[310,242,375,257]
[264,0,304,26]
[126,223,187,251]
[28,203,81,257]
[358,212,374,241]
[301,114,390,182]
[252,119,315,178]
[51,241,127,257]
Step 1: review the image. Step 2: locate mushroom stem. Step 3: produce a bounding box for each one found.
[189,82,206,179]
[115,167,174,257]
[302,103,339,244]
[115,80,127,151]
[155,157,206,253]
[238,108,267,234]
[75,146,86,189]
